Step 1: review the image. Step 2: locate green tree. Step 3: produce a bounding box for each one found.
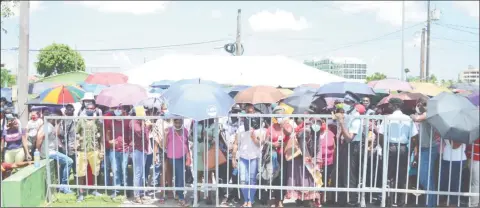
[365,72,387,82]
[1,67,16,87]
[35,43,86,77]
[1,1,17,34]
[428,74,438,84]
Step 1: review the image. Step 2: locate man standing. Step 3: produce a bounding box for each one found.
[36,111,74,194]
[334,93,364,207]
[361,97,375,115]
[410,97,438,207]
[378,98,418,207]
[75,104,104,202]
[58,104,77,173]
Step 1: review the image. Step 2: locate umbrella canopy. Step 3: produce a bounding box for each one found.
[377,92,429,106]
[165,84,234,120]
[369,79,413,92]
[227,85,251,98]
[149,88,166,94]
[279,88,294,97]
[96,84,148,107]
[79,83,108,96]
[468,92,479,106]
[315,81,375,97]
[38,85,85,104]
[450,83,480,92]
[150,80,174,89]
[85,72,128,86]
[282,91,316,114]
[137,97,164,109]
[410,82,451,97]
[1,88,12,102]
[234,86,285,104]
[168,78,220,90]
[293,85,317,94]
[426,92,480,144]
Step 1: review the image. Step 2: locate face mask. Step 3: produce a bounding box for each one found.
[320,123,327,131]
[5,114,14,120]
[311,124,321,132]
[343,104,352,113]
[335,103,344,109]
[86,110,95,116]
[114,110,122,116]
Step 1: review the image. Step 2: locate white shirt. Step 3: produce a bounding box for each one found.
[237,125,264,160]
[442,140,467,161]
[378,110,418,144]
[344,111,363,142]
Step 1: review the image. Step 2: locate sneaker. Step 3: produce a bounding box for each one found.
[77,195,85,202]
[91,191,102,197]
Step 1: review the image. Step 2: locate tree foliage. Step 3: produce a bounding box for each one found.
[1,1,17,34]
[35,43,86,77]
[406,74,438,84]
[365,72,387,82]
[1,67,16,87]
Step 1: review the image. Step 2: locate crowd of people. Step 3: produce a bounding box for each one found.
[0,91,479,208]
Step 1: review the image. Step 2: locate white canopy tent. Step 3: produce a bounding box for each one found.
[124,55,345,88]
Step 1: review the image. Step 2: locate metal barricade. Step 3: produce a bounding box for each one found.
[42,114,480,207]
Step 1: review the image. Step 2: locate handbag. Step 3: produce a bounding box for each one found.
[284,136,302,161]
[203,145,227,170]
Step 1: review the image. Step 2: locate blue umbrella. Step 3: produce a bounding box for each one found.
[427,92,480,144]
[163,78,220,99]
[315,81,375,97]
[230,85,250,92]
[164,84,234,120]
[1,88,12,102]
[149,88,166,94]
[150,80,174,89]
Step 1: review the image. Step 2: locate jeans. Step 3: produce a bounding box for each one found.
[103,149,114,186]
[112,151,129,194]
[470,160,479,207]
[440,160,465,206]
[239,158,258,204]
[418,146,439,207]
[133,150,147,197]
[169,157,185,200]
[48,151,74,192]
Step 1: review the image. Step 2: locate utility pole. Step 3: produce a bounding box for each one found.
[425,0,431,82]
[420,28,426,80]
[235,9,242,56]
[17,1,29,125]
[401,1,405,81]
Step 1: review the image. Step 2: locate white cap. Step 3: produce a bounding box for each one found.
[81,92,95,101]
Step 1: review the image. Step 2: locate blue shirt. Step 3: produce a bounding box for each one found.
[343,110,363,142]
[378,110,419,144]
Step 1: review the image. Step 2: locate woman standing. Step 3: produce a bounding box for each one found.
[1,109,30,163]
[439,139,467,206]
[165,118,190,207]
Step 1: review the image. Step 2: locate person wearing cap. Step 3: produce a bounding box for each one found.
[78,92,103,117]
[74,103,105,201]
[36,111,74,194]
[331,92,364,207]
[1,108,29,163]
[377,98,418,207]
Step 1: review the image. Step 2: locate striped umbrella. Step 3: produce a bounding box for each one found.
[38,85,85,104]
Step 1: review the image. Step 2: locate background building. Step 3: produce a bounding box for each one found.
[304,57,367,80]
[458,65,479,83]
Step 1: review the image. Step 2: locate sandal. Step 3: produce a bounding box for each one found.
[178,200,188,207]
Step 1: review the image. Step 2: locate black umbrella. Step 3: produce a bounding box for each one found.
[426,92,480,144]
[282,91,317,114]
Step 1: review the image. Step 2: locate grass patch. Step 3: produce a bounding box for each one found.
[48,193,123,207]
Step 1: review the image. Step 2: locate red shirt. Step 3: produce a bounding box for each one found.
[266,123,292,155]
[130,120,150,152]
[104,114,132,153]
[467,138,480,161]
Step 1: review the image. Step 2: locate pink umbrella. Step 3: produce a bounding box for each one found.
[95,84,147,107]
[85,72,128,86]
[367,80,378,88]
[369,79,413,92]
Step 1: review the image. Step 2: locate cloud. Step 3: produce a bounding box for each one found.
[2,1,44,17]
[77,1,169,15]
[248,9,310,32]
[211,10,222,19]
[453,1,479,18]
[334,1,426,26]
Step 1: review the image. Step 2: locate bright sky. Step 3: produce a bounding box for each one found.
[1,1,478,81]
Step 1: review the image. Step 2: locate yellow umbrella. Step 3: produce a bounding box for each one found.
[279,102,294,114]
[279,88,294,97]
[409,82,451,97]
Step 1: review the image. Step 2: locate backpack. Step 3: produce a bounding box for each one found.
[258,144,280,183]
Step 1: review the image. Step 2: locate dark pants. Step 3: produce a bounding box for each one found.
[223,160,240,201]
[337,141,362,205]
[272,154,287,201]
[387,143,409,207]
[440,160,465,206]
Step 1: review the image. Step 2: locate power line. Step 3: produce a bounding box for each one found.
[441,23,479,30]
[289,22,424,58]
[433,22,479,35]
[1,38,230,52]
[431,36,479,43]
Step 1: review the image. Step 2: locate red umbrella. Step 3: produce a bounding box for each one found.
[85,72,128,86]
